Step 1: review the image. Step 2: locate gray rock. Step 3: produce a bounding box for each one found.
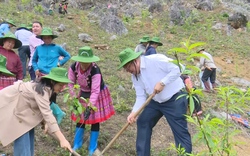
[170,1,192,25]
[228,12,248,29]
[231,77,250,87]
[57,24,66,32]
[212,23,222,30]
[195,0,213,11]
[60,43,67,50]
[78,33,93,43]
[99,15,128,35]
[110,35,117,40]
[210,110,232,120]
[148,3,163,13]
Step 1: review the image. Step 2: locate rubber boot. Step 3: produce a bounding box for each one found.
[203,81,211,92]
[88,131,99,156]
[50,102,66,124]
[73,127,85,151]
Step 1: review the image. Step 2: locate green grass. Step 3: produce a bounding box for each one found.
[1,1,250,155]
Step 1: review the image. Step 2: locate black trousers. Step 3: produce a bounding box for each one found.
[201,68,216,84]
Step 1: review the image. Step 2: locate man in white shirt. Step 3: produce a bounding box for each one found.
[197,48,217,92]
[118,48,192,156]
[28,21,44,81]
[15,24,33,78]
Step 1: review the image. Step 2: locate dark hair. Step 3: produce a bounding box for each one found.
[32,21,43,27]
[34,78,55,96]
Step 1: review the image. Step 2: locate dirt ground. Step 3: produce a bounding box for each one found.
[0,54,250,156]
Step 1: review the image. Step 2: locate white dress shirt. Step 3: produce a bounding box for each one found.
[131,54,184,112]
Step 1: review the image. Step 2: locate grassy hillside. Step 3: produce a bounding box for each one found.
[0,1,250,155]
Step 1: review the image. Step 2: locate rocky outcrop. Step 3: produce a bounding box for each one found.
[228,12,247,29]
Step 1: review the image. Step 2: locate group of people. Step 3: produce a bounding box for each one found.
[0,20,115,156]
[135,35,217,92]
[0,19,217,156]
[118,35,217,155]
[49,0,68,15]
[134,35,163,56]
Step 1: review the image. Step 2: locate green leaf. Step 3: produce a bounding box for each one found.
[77,106,83,114]
[63,93,69,103]
[91,106,98,111]
[79,97,87,102]
[189,96,195,115]
[176,94,187,100]
[69,105,74,111]
[188,42,206,51]
[168,47,187,54]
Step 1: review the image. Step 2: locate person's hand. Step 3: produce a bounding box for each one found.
[41,121,48,134]
[127,112,136,124]
[59,138,72,153]
[59,56,64,60]
[154,82,165,94]
[43,123,48,134]
[35,70,40,76]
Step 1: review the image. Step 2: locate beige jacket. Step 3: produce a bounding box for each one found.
[0,81,59,146]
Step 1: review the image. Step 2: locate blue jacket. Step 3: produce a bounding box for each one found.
[145,46,156,56]
[32,44,71,74]
[0,23,10,37]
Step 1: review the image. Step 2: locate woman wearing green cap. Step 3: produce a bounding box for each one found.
[32,27,70,77]
[0,67,73,155]
[0,31,23,85]
[68,46,115,155]
[32,27,70,125]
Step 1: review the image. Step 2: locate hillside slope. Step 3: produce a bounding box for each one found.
[0,1,250,155]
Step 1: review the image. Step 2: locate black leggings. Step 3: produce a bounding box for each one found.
[76,123,100,131]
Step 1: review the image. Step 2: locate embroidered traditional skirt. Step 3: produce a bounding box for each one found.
[71,86,115,124]
[0,76,16,90]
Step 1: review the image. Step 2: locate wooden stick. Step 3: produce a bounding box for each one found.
[100,93,155,155]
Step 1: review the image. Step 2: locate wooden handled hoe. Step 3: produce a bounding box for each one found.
[99,93,155,156]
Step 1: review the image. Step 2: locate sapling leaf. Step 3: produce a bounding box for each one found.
[188,42,206,51]
[77,106,83,114]
[63,93,69,103]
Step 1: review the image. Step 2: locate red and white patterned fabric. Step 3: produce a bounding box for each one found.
[0,75,15,90]
[71,86,115,124]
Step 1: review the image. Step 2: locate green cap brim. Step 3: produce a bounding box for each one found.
[71,56,100,63]
[42,75,72,83]
[118,51,142,70]
[36,35,58,39]
[0,67,15,76]
[0,38,22,49]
